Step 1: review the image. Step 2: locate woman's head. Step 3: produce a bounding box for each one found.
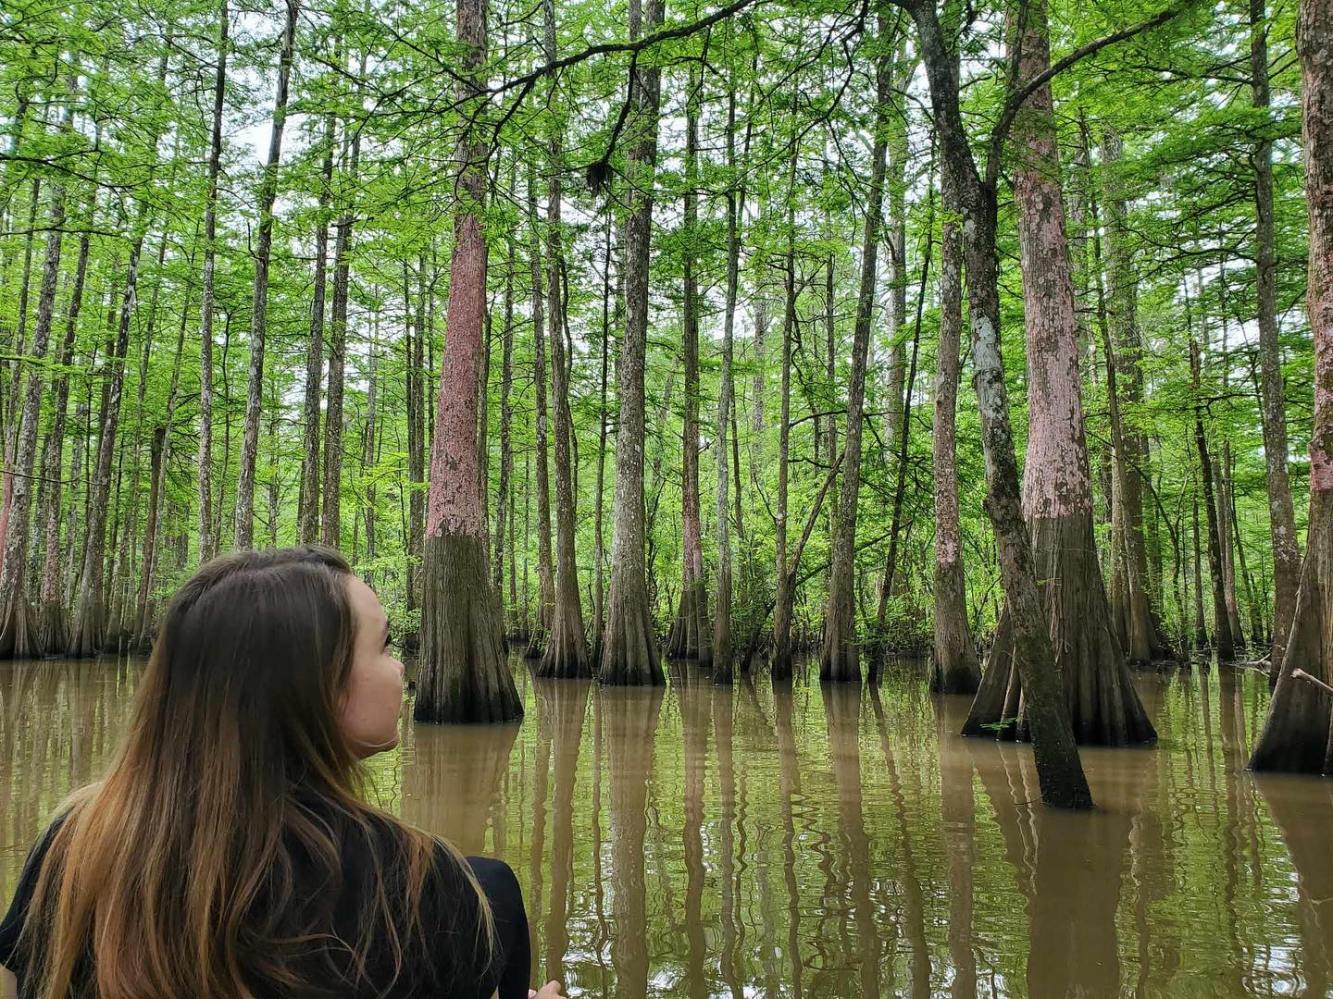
[25,546,445,999]
[143,544,404,780]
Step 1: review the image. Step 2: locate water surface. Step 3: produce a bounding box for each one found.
[2,656,1330,997]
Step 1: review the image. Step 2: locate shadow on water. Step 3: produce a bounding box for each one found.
[5,655,1333,996]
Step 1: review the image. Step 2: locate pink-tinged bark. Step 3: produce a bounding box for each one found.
[1246,0,1332,773]
[427,214,488,541]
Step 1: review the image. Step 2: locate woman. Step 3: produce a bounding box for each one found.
[0,545,564,998]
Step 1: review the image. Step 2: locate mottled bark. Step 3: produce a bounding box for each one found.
[932,148,981,694]
[235,0,298,551]
[539,0,590,679]
[820,18,890,684]
[964,0,1153,748]
[911,0,1093,806]
[599,0,665,687]
[1249,0,1333,773]
[414,0,522,724]
[1249,0,1302,677]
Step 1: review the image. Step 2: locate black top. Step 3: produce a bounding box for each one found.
[0,808,530,999]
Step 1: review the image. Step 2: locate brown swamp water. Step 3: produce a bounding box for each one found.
[1,655,1331,998]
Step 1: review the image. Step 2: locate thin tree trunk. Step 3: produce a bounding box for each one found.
[772,148,799,681]
[235,0,298,550]
[494,235,515,608]
[539,3,590,677]
[299,110,335,543]
[414,0,522,724]
[408,254,428,617]
[527,168,554,658]
[592,218,613,652]
[197,0,228,566]
[1190,337,1235,661]
[820,15,892,684]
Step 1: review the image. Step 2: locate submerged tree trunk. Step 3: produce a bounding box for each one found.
[539,0,589,679]
[963,0,1153,747]
[527,169,554,658]
[413,0,522,725]
[820,17,891,684]
[1249,0,1333,773]
[668,78,710,667]
[932,132,981,694]
[599,0,665,687]
[235,0,298,551]
[713,81,741,686]
[0,175,65,657]
[1250,0,1302,678]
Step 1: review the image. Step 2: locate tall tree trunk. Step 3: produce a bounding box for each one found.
[235,0,298,550]
[1190,338,1235,661]
[323,73,362,550]
[527,169,555,658]
[1250,0,1302,678]
[299,110,335,543]
[0,173,65,657]
[910,0,1093,807]
[414,0,522,724]
[713,79,741,685]
[592,219,613,652]
[1100,129,1171,662]
[668,73,710,667]
[494,236,515,608]
[963,0,1154,747]
[1249,0,1333,773]
[197,0,228,566]
[598,0,665,686]
[539,4,589,677]
[931,52,981,693]
[772,148,799,681]
[820,15,891,684]
[37,191,93,651]
[409,254,428,615]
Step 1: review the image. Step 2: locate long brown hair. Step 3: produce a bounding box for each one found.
[22,545,490,997]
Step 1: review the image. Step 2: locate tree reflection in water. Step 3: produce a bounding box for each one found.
[3,656,1332,997]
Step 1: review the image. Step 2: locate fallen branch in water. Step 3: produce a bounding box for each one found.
[1291,669,1333,696]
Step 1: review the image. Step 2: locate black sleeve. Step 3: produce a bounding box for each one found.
[0,818,63,982]
[466,856,531,999]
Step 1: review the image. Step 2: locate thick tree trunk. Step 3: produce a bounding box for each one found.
[197,0,228,566]
[0,177,65,657]
[299,111,335,544]
[414,0,522,725]
[599,0,665,687]
[820,19,891,684]
[539,0,590,679]
[527,170,555,658]
[910,0,1093,806]
[1249,0,1302,677]
[932,144,981,694]
[963,0,1153,748]
[235,0,298,551]
[1249,0,1333,773]
[668,81,710,666]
